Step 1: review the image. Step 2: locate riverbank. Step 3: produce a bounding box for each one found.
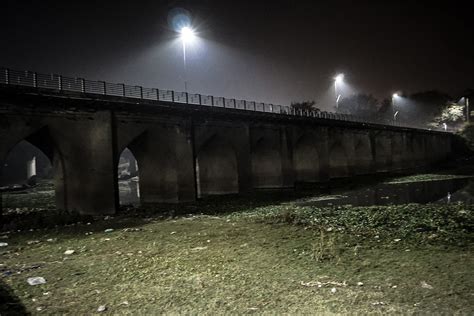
[0,201,472,314]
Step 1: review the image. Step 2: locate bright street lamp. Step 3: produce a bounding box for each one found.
[392,93,400,121]
[179,26,196,92]
[334,73,344,109]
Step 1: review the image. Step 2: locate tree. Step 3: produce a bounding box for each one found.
[290,100,319,112]
[430,102,465,130]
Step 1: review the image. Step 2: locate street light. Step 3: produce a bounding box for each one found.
[179,26,196,92]
[334,73,344,109]
[392,93,399,121]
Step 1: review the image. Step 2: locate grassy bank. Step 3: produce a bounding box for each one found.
[1,202,473,314]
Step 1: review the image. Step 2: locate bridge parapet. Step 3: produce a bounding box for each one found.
[0,66,439,131]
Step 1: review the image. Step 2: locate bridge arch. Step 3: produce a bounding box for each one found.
[354,137,372,175]
[196,135,239,197]
[329,142,349,178]
[251,137,282,188]
[375,137,392,172]
[294,135,320,182]
[1,127,66,211]
[117,147,140,206]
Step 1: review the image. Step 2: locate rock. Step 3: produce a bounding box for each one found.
[191,246,208,251]
[64,249,75,255]
[27,240,40,245]
[393,238,401,242]
[331,287,337,293]
[104,229,114,233]
[97,305,107,312]
[27,277,46,285]
[420,281,433,289]
[0,242,8,247]
[357,282,364,286]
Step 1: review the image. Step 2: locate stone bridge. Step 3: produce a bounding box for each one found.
[0,68,453,215]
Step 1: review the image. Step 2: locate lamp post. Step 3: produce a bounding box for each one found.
[334,73,344,109]
[392,93,399,121]
[179,26,195,92]
[466,97,470,123]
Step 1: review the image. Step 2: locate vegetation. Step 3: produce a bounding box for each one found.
[1,190,473,314]
[290,100,319,112]
[460,123,474,151]
[430,102,466,130]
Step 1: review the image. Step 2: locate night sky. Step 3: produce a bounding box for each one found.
[1,0,473,110]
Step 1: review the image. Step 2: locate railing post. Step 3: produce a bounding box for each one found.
[139,86,143,99]
[244,100,247,110]
[233,99,236,108]
[33,72,37,88]
[171,91,175,102]
[5,68,9,84]
[81,78,85,93]
[198,94,202,105]
[58,75,63,90]
[122,84,126,97]
[185,92,189,104]
[103,81,107,95]
[210,95,214,106]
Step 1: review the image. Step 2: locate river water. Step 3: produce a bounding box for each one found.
[119,175,474,207]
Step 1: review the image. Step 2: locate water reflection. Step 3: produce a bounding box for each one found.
[117,176,474,208]
[296,177,472,207]
[119,178,140,206]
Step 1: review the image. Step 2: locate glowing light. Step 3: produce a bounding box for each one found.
[392,93,399,98]
[334,74,344,83]
[180,26,195,42]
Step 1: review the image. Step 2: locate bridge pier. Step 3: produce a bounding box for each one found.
[49,111,117,215]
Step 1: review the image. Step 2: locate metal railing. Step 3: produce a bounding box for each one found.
[0,67,441,131]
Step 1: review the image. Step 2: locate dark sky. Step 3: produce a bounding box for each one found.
[1,0,473,109]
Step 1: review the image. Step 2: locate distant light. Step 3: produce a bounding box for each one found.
[392,93,399,98]
[335,74,344,83]
[180,26,195,42]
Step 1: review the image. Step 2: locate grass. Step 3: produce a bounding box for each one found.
[1,171,473,314]
[384,173,472,184]
[1,201,473,314]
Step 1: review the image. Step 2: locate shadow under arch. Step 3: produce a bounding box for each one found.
[354,137,372,175]
[251,137,282,188]
[329,142,349,178]
[375,137,392,172]
[294,135,320,182]
[1,126,66,211]
[196,134,239,197]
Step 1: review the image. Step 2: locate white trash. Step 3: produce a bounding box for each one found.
[27,277,46,285]
[97,305,107,312]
